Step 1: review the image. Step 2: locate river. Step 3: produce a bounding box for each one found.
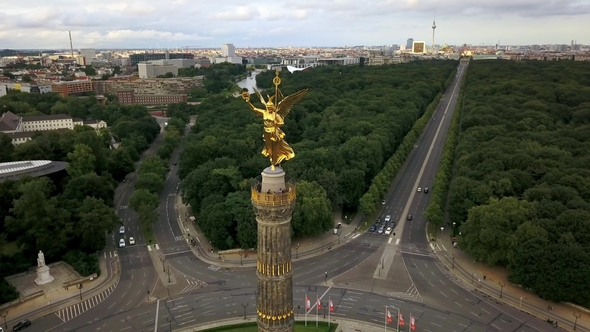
[236,70,262,93]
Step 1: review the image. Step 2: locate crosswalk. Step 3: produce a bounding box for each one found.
[106,251,118,258]
[56,283,117,322]
[174,235,185,241]
[180,278,207,293]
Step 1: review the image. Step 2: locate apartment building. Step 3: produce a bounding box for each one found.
[0,111,107,145]
[0,82,52,95]
[93,76,204,96]
[117,91,187,106]
[51,81,93,97]
[138,62,179,78]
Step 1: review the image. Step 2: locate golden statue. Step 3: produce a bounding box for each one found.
[242,71,308,170]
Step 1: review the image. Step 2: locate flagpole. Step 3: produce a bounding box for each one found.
[396,307,400,332]
[384,305,387,332]
[328,297,331,326]
[316,296,319,327]
[305,295,307,326]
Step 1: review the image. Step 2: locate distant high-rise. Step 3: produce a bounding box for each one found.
[221,44,236,57]
[79,49,96,66]
[406,38,414,50]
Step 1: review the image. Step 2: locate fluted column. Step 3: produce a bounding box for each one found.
[251,166,295,332]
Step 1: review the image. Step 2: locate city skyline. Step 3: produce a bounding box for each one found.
[0,0,589,49]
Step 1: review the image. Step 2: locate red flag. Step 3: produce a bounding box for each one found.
[410,314,416,330]
[305,295,310,310]
[399,312,405,327]
[329,299,334,312]
[317,296,321,310]
[386,308,393,323]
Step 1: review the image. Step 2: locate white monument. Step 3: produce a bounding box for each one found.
[35,251,54,285]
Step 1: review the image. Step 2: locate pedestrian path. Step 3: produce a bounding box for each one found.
[174,235,185,242]
[105,251,118,258]
[55,282,117,322]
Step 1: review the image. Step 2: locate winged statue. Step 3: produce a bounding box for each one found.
[242,71,308,170]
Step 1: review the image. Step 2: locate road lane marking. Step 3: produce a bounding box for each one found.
[440,291,448,297]
[435,315,447,320]
[388,238,392,244]
[454,301,462,307]
[395,238,400,244]
[482,308,490,315]
[450,289,458,294]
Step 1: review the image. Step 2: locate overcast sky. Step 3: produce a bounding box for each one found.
[0,0,589,49]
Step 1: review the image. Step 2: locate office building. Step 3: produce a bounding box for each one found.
[51,81,93,97]
[116,91,187,106]
[138,62,179,78]
[79,49,96,65]
[412,41,427,54]
[406,38,414,50]
[221,44,236,57]
[129,53,194,66]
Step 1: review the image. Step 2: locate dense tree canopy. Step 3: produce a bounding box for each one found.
[179,61,457,249]
[0,91,178,304]
[451,60,590,306]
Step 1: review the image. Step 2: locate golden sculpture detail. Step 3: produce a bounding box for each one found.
[242,70,308,170]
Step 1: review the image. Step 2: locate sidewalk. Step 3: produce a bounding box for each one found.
[177,316,384,332]
[173,195,364,268]
[3,256,120,327]
[432,228,590,331]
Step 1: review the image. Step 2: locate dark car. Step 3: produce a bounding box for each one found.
[13,319,31,331]
[407,214,413,220]
[424,187,429,193]
[369,225,377,232]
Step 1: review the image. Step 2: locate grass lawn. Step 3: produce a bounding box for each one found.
[200,321,337,332]
[142,224,157,245]
[0,241,22,255]
[358,207,381,232]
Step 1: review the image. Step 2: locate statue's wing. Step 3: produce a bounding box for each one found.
[254,88,266,104]
[277,89,308,119]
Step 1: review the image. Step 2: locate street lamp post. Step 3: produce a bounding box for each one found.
[325,271,328,283]
[1,311,8,330]
[574,312,582,330]
[239,253,244,265]
[160,255,166,272]
[77,283,83,300]
[452,222,456,237]
[167,263,171,283]
[519,296,523,308]
[498,282,505,299]
[322,242,325,252]
[451,254,455,269]
[440,226,444,240]
[296,243,300,259]
[167,317,172,331]
[241,303,249,320]
[338,232,341,245]
[471,273,475,285]
[323,302,327,318]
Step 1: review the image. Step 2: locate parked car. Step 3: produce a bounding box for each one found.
[417,187,422,192]
[129,237,135,245]
[385,227,392,235]
[424,187,429,193]
[13,319,31,331]
[369,225,377,232]
[381,200,386,205]
[384,215,391,223]
[389,222,395,228]
[119,226,125,234]
[378,227,384,234]
[119,238,126,248]
[407,214,413,220]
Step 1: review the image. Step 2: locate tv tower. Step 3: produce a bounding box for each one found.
[431,12,436,54]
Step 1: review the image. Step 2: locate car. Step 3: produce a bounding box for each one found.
[13,319,31,331]
[369,225,377,232]
[377,227,384,234]
[424,187,429,193]
[119,239,126,248]
[417,187,422,192]
[119,226,125,234]
[384,227,392,235]
[389,222,395,228]
[407,214,413,220]
[381,200,386,205]
[129,237,135,245]
[384,215,391,222]
[376,216,382,223]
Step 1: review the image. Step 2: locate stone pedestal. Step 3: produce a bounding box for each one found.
[35,265,54,285]
[252,167,295,332]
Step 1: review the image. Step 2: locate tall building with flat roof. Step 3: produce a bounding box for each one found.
[129,53,194,66]
[406,38,414,50]
[221,44,236,57]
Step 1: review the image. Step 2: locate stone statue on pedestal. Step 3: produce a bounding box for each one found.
[35,250,54,285]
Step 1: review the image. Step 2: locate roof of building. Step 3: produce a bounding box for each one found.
[0,111,21,132]
[0,160,68,182]
[21,114,72,122]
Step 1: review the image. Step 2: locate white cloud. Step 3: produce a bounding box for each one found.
[0,0,586,48]
[212,6,261,21]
